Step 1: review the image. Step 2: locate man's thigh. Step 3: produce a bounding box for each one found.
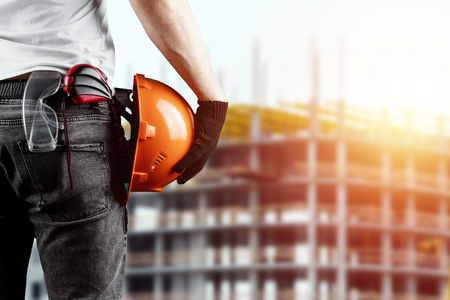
[0,97,36,300]
[0,182,35,300]
[32,201,127,300]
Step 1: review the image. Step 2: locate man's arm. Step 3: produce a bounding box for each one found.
[129,0,228,184]
[129,0,226,102]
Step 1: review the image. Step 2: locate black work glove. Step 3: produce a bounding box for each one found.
[174,100,228,184]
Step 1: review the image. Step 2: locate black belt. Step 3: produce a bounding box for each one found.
[0,79,65,103]
[0,78,109,115]
[0,80,27,99]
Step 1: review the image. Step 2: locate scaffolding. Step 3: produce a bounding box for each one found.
[123,103,450,300]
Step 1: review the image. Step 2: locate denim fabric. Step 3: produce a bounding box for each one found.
[0,83,128,300]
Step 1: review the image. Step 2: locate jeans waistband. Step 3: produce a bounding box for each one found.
[0,79,65,102]
[0,80,27,99]
[0,79,110,113]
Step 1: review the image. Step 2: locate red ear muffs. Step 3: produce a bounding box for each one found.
[63,64,112,104]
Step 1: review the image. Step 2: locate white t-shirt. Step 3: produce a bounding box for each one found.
[0,0,115,81]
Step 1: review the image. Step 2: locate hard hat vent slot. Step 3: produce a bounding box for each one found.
[150,152,167,171]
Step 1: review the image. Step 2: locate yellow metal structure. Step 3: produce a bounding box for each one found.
[221,101,444,143]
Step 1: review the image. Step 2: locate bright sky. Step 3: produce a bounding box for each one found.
[108,0,450,114]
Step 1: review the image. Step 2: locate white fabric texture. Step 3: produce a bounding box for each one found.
[0,0,115,81]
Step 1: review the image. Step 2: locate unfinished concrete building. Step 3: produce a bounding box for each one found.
[122,101,450,300]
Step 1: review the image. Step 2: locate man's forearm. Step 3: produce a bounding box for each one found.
[129,0,226,101]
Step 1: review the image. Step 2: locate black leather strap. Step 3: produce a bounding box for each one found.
[0,80,27,99]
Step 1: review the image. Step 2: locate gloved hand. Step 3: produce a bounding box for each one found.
[174,100,228,184]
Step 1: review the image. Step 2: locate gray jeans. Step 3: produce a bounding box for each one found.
[0,80,128,300]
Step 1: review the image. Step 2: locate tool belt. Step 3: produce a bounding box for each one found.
[14,64,126,190]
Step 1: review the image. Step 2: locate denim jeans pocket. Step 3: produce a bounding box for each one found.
[18,141,109,221]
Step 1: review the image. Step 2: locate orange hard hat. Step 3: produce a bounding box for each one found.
[114,74,194,203]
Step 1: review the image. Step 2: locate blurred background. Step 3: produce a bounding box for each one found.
[25,0,450,299]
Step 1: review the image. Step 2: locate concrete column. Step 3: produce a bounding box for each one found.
[336,141,346,179]
[220,275,232,300]
[171,274,186,300]
[188,273,204,300]
[249,271,258,300]
[381,191,391,226]
[308,140,316,178]
[382,273,392,300]
[407,194,415,227]
[307,183,317,300]
[307,133,317,300]
[381,191,391,269]
[382,232,391,268]
[155,196,164,228]
[250,145,259,172]
[154,193,164,300]
[336,136,347,300]
[408,233,416,269]
[189,232,206,266]
[249,186,258,257]
[198,192,207,226]
[406,276,416,300]
[336,184,347,300]
[154,274,163,300]
[250,112,259,172]
[155,233,164,266]
[249,186,259,299]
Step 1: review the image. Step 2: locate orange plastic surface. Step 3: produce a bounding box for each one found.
[127,74,194,196]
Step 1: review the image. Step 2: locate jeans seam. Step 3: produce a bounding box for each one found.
[123,206,128,235]
[51,142,108,221]
[59,115,111,122]
[33,204,112,225]
[0,119,22,126]
[17,141,43,206]
[101,142,109,211]
[54,205,109,222]
[0,99,22,105]
[19,142,109,211]
[0,115,111,126]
